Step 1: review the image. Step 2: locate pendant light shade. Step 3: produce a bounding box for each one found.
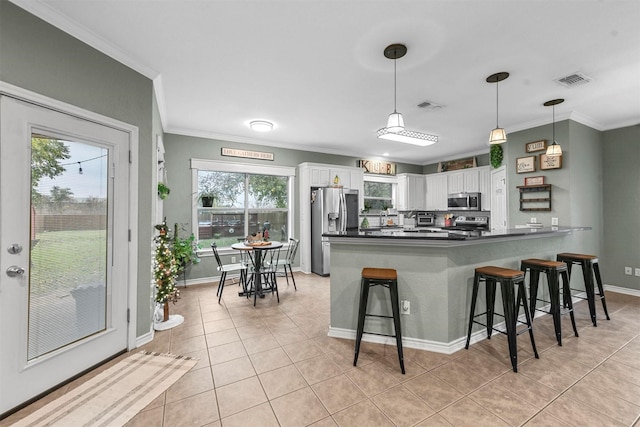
[386,112,404,133]
[544,99,564,157]
[488,128,507,145]
[377,43,437,146]
[486,72,509,145]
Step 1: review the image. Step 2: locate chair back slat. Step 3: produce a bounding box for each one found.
[288,238,300,264]
[210,242,224,270]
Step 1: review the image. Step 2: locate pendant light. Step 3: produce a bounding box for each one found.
[377,43,438,147]
[486,72,509,144]
[544,99,564,157]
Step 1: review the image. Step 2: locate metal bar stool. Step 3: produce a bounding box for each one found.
[521,258,578,346]
[465,266,539,372]
[353,267,405,374]
[556,253,610,326]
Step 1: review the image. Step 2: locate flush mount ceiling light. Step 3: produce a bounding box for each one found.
[486,72,509,145]
[377,43,438,147]
[544,98,564,157]
[249,120,273,132]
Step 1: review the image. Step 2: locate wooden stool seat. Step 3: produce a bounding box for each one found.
[521,258,566,270]
[521,258,578,346]
[557,253,598,262]
[557,252,609,326]
[465,266,538,372]
[354,267,405,374]
[362,267,398,281]
[476,266,525,279]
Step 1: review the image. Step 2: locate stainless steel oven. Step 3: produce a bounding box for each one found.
[416,212,436,227]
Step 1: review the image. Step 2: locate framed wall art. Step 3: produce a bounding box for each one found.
[525,140,547,153]
[524,176,545,186]
[516,156,536,174]
[540,153,562,170]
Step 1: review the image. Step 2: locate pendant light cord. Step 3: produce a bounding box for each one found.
[552,104,556,143]
[495,80,499,128]
[393,53,398,113]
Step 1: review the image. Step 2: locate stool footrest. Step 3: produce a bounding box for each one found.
[364,314,394,320]
[361,330,398,339]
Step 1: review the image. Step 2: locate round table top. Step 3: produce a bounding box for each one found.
[231,241,283,251]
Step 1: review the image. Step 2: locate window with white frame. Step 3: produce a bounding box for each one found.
[363,175,396,211]
[191,159,295,250]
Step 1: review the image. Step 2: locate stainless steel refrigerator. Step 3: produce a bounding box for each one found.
[311,187,359,276]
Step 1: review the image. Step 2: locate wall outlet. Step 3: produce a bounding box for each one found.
[231,256,236,263]
[551,217,559,226]
[625,267,633,275]
[636,268,640,277]
[401,300,410,315]
[530,217,537,224]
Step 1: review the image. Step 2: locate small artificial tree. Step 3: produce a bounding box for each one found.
[153,220,179,321]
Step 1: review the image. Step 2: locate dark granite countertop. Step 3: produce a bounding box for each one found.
[323,226,591,246]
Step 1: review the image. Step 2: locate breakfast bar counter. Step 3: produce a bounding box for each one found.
[324,226,592,353]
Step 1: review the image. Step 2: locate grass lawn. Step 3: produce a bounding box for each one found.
[30,229,106,297]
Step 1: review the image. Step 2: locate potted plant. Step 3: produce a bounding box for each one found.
[157,182,171,200]
[172,223,201,274]
[198,191,216,207]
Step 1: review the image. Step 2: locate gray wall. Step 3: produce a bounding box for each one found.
[0,1,156,337]
[162,133,423,280]
[603,125,640,290]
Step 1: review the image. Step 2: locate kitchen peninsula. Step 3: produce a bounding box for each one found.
[325,226,591,353]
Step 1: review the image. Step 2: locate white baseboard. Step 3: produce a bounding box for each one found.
[605,284,640,298]
[135,330,154,348]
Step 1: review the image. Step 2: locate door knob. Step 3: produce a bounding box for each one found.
[6,266,25,277]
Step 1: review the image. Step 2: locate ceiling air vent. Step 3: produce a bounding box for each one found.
[555,72,592,88]
[417,100,444,111]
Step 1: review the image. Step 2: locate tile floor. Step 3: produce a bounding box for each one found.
[3,273,640,427]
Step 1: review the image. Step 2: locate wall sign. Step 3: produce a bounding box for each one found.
[525,140,547,153]
[540,153,562,170]
[524,176,545,186]
[516,156,536,173]
[221,147,274,161]
[359,159,396,175]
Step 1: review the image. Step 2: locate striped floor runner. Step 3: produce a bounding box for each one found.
[13,351,197,427]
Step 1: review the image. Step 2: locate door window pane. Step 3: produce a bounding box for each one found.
[29,135,108,359]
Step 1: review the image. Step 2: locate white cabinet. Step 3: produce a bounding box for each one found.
[309,168,330,187]
[426,174,448,211]
[479,166,491,211]
[447,172,464,194]
[397,173,426,210]
[447,170,479,193]
[463,169,480,192]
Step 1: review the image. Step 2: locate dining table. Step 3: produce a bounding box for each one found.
[231,241,283,305]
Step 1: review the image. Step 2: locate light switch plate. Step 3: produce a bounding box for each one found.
[625,267,633,275]
[635,268,640,277]
[551,217,558,225]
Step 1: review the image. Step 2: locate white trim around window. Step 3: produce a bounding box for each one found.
[190,158,296,177]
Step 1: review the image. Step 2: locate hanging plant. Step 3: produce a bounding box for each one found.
[157,182,171,200]
[490,144,504,169]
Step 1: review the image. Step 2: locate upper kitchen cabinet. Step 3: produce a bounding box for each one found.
[426,174,448,210]
[479,166,491,211]
[299,162,364,191]
[447,169,480,194]
[397,173,426,210]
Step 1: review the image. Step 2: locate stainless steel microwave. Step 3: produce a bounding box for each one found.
[447,192,481,211]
